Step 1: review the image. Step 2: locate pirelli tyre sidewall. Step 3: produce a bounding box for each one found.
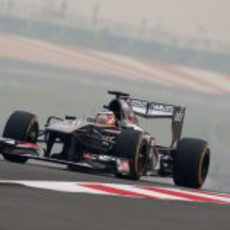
[173,138,210,189]
[2,110,39,163]
[114,129,149,180]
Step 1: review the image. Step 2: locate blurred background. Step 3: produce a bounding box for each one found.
[0,0,229,192]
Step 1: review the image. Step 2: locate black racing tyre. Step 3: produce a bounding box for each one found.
[173,138,210,189]
[2,111,39,163]
[114,129,149,180]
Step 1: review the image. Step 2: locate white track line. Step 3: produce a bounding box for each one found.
[98,183,192,201]
[161,187,230,204]
[0,180,229,204]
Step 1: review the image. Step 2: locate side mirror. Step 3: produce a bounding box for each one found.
[65,115,77,120]
[87,117,96,123]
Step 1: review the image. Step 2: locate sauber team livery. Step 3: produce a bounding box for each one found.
[0,91,210,188]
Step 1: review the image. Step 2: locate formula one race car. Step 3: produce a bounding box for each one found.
[0,91,210,188]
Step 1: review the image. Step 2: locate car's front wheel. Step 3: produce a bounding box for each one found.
[114,129,149,180]
[2,110,39,163]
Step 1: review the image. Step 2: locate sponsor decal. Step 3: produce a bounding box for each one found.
[17,142,39,150]
[116,159,130,174]
[130,100,174,117]
[174,110,184,122]
[148,103,173,114]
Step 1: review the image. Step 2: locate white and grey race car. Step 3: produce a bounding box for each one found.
[0,91,210,188]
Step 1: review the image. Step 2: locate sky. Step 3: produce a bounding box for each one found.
[5,0,230,44]
[66,0,229,43]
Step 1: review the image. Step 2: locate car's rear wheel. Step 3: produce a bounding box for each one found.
[2,111,39,163]
[114,129,149,180]
[173,138,210,189]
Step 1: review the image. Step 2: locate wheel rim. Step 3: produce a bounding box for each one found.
[199,148,210,184]
[137,141,149,174]
[27,122,38,143]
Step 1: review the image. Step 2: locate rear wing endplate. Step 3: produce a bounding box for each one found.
[129,99,186,148]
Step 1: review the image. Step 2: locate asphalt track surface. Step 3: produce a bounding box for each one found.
[0,158,230,230]
[0,35,230,229]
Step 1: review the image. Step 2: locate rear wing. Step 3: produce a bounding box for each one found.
[129,99,186,148]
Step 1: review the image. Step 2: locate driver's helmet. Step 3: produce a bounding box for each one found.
[96,111,116,126]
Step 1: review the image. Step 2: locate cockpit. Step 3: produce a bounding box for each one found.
[107,98,138,125]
